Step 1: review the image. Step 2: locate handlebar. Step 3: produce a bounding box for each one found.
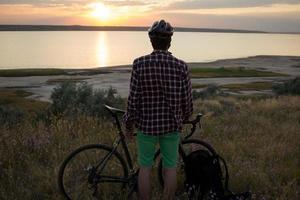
[183,113,203,139]
[183,113,203,125]
[104,104,203,139]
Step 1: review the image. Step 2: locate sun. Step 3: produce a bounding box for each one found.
[90,2,111,21]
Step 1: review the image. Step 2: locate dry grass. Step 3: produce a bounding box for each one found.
[0,95,299,199]
[0,89,48,112]
[193,96,300,200]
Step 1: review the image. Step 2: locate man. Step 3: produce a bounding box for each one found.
[123,19,193,200]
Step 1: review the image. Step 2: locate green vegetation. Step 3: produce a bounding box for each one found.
[0,89,48,112]
[46,77,89,84]
[0,68,66,77]
[190,67,287,78]
[50,82,125,118]
[0,66,287,79]
[192,82,274,91]
[192,84,223,99]
[273,77,300,95]
[191,83,208,89]
[0,84,299,199]
[0,68,114,77]
[221,82,274,91]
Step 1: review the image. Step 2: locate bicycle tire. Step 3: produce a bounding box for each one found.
[58,144,128,199]
[157,139,217,197]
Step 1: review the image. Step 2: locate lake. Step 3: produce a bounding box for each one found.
[1,31,300,69]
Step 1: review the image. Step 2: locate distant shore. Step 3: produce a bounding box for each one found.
[1,25,300,34]
[0,55,299,101]
[0,25,267,33]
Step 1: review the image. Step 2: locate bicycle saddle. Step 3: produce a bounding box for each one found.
[104,104,125,115]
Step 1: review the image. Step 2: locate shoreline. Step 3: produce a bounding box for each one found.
[0,55,299,101]
[0,55,299,75]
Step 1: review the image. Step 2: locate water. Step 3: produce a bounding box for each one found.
[1,31,300,69]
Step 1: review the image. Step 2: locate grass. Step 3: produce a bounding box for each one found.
[191,83,209,89]
[190,67,287,78]
[221,82,274,91]
[0,95,299,199]
[0,68,66,77]
[0,89,48,112]
[0,68,114,77]
[0,67,287,78]
[46,77,89,84]
[192,82,273,91]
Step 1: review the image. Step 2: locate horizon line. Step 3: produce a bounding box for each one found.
[0,24,299,34]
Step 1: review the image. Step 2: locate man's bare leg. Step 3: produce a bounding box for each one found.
[163,168,177,200]
[138,167,152,200]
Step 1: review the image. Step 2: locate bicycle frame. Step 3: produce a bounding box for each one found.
[59,105,228,199]
[104,105,135,172]
[92,105,205,197]
[103,105,204,171]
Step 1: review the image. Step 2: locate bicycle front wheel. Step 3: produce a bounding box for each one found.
[58,144,128,199]
[157,139,217,198]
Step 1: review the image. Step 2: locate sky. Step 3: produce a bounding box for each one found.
[0,0,300,32]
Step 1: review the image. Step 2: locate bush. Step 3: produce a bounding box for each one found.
[273,77,300,95]
[0,105,25,128]
[50,81,125,119]
[192,84,223,99]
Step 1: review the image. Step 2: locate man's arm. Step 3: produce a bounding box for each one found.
[123,61,140,133]
[182,64,193,121]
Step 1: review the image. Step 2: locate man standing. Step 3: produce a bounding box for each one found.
[123,20,193,200]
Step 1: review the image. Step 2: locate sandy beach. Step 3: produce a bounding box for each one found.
[0,55,299,101]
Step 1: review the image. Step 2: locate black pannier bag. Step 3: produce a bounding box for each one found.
[184,149,251,200]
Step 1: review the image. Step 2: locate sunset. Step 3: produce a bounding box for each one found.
[0,0,300,32]
[89,2,112,21]
[1,1,300,200]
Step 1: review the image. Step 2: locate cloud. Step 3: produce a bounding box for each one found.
[0,0,150,6]
[168,0,300,10]
[0,0,82,5]
[154,12,300,32]
[162,4,300,17]
[2,0,299,9]
[103,0,146,6]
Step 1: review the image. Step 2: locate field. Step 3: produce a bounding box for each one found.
[190,67,287,78]
[0,66,287,79]
[0,68,115,77]
[0,89,48,111]
[192,82,274,91]
[220,82,274,91]
[0,69,66,77]
[0,89,299,199]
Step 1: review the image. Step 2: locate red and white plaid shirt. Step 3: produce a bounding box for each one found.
[123,50,193,136]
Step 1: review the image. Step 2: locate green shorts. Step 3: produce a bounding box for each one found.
[136,131,180,168]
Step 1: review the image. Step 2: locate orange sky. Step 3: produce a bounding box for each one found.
[0,0,300,32]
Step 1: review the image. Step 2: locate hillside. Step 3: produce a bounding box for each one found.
[0,85,299,199]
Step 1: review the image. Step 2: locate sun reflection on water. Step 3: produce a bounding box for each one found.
[97,32,108,67]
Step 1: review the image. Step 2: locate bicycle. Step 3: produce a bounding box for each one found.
[58,104,219,199]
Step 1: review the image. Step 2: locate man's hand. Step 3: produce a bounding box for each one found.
[125,130,134,141]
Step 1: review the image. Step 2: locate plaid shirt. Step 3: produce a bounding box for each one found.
[123,50,193,136]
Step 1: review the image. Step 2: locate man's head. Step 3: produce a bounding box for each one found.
[148,20,174,51]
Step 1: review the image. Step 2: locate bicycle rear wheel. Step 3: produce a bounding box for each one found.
[58,144,128,199]
[157,139,217,198]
